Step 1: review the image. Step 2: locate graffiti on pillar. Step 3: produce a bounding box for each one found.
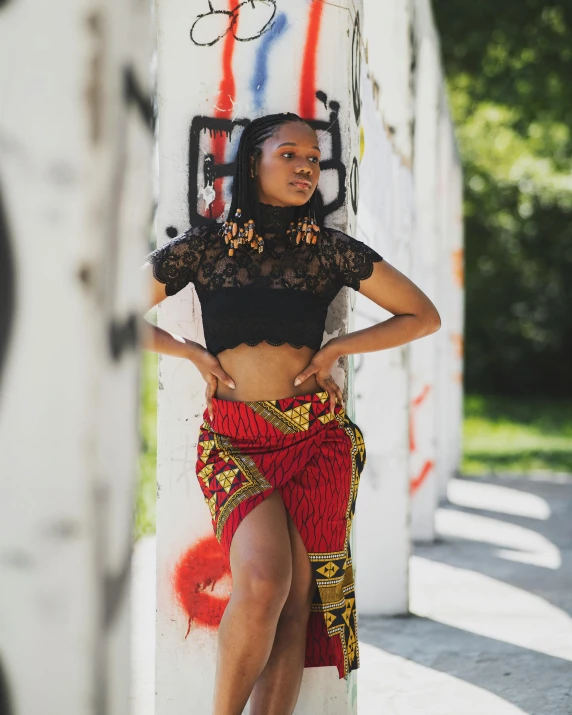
[409,384,434,494]
[105,59,155,362]
[85,11,104,146]
[188,96,347,225]
[188,115,249,224]
[190,0,277,46]
[184,0,352,227]
[0,657,14,715]
[299,0,324,118]
[250,11,288,110]
[351,12,361,124]
[123,65,155,134]
[452,247,464,287]
[349,156,359,215]
[173,534,231,633]
[0,181,15,394]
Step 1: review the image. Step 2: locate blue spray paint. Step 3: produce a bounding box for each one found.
[250,12,288,110]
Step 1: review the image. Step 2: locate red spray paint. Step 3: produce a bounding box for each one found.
[409,384,431,452]
[299,0,325,119]
[410,460,434,495]
[409,385,433,494]
[173,535,231,635]
[209,0,241,220]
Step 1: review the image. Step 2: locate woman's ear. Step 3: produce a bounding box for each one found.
[250,154,258,179]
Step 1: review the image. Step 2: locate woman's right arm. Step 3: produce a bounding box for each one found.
[140,261,236,417]
[140,261,200,360]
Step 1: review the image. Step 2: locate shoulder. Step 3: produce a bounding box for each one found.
[150,223,216,253]
[321,226,379,252]
[319,226,384,290]
[145,223,220,295]
[146,224,220,263]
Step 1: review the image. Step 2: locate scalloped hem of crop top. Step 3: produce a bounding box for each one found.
[361,257,383,282]
[348,254,384,290]
[214,338,318,355]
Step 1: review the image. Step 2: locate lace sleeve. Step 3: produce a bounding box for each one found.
[145,226,208,296]
[326,228,384,291]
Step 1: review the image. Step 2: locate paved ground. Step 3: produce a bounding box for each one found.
[132,474,572,714]
[358,474,572,715]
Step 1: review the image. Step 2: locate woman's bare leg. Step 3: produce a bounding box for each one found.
[212,490,293,715]
[249,504,317,715]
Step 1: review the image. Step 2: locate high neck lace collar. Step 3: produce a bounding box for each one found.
[258,202,297,236]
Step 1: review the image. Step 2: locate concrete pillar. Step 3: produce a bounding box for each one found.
[0,0,152,714]
[449,148,465,485]
[354,0,414,615]
[409,0,441,542]
[153,0,361,712]
[435,98,464,501]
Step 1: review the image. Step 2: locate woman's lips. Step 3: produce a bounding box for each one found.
[290,180,312,190]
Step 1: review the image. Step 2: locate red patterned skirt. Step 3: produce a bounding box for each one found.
[195,389,367,680]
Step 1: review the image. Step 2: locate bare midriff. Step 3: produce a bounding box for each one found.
[215,341,323,402]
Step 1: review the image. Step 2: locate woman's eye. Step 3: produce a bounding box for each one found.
[281,153,320,163]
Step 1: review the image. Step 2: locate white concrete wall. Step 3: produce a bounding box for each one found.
[0,0,152,714]
[355,0,464,608]
[354,0,414,616]
[409,0,441,542]
[446,145,465,491]
[153,1,362,713]
[435,96,465,501]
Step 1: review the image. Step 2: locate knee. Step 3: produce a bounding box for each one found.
[234,564,292,620]
[278,581,317,626]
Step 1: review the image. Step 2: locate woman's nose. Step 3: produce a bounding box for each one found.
[295,162,313,174]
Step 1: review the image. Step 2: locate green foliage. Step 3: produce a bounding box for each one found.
[133,349,158,540]
[432,1,572,395]
[463,393,572,474]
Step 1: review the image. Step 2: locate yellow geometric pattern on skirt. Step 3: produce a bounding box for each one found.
[305,410,365,677]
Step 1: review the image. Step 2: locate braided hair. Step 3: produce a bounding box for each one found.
[221,112,324,256]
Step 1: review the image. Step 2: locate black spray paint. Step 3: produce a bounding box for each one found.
[123,65,155,134]
[106,61,155,363]
[351,12,361,125]
[0,180,16,397]
[187,94,346,226]
[0,657,14,715]
[350,156,359,215]
[191,0,277,47]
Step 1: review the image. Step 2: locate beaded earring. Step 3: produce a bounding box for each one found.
[220,209,265,257]
[285,212,320,246]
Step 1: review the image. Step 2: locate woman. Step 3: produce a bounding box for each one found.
[142,112,440,715]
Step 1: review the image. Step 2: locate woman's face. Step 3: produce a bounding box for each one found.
[253,121,321,208]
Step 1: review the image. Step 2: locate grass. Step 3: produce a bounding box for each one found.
[462,393,572,475]
[133,349,158,541]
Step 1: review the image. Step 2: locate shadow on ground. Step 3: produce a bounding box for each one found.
[359,474,572,715]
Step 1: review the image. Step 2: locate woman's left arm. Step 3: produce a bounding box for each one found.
[327,259,441,358]
[293,260,441,401]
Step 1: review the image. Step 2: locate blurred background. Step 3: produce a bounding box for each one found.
[433,0,572,477]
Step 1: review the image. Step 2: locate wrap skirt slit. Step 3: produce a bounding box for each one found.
[195,389,367,680]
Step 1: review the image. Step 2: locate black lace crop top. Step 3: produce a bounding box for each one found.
[146,203,384,355]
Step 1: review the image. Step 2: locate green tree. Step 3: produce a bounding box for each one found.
[432,1,572,396]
